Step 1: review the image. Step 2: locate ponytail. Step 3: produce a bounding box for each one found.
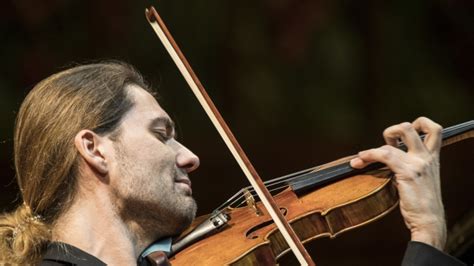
[0,204,50,264]
[1,61,147,264]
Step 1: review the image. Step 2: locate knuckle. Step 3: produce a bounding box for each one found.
[381,144,392,150]
[415,158,428,171]
[433,123,443,134]
[416,116,428,122]
[399,122,413,131]
[380,145,393,160]
[412,157,435,176]
[415,116,443,134]
[414,116,430,125]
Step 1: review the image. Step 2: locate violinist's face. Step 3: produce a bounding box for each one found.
[107,84,200,238]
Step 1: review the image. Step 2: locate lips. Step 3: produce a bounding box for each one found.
[175,178,192,195]
[175,178,191,187]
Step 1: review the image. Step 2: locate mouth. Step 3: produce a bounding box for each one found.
[175,178,192,195]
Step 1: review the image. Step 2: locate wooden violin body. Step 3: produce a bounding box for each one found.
[169,119,473,265]
[144,6,473,265]
[171,158,398,265]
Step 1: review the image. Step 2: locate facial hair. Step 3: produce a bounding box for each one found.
[111,141,197,240]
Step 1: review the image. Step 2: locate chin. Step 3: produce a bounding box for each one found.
[174,200,197,233]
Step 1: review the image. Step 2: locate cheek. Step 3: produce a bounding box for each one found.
[111,137,177,187]
[138,142,177,185]
[146,144,176,168]
[127,135,174,163]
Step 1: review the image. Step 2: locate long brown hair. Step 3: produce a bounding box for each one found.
[0,61,149,264]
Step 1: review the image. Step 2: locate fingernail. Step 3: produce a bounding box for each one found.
[350,158,360,167]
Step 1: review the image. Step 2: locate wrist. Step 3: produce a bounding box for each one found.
[410,222,447,251]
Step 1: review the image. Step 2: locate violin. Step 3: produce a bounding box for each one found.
[144,6,474,265]
[166,121,473,265]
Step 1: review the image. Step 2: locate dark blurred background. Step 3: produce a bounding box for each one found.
[1,0,473,265]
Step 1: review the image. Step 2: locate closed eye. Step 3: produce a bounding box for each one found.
[153,129,171,142]
[148,117,177,142]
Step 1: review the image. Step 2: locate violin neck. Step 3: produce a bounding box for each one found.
[440,120,474,147]
[290,120,474,196]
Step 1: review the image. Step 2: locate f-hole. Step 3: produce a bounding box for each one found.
[246,207,288,239]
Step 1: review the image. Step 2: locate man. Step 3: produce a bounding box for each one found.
[0,61,465,265]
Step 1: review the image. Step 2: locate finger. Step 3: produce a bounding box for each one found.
[356,145,409,173]
[412,117,443,153]
[383,122,426,154]
[382,129,398,147]
[350,157,368,169]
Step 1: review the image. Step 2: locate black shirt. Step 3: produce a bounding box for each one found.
[401,241,466,266]
[41,242,106,266]
[40,241,465,265]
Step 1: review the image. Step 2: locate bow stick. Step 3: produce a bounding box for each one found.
[145,6,315,266]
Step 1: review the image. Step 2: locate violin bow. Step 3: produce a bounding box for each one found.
[145,6,315,266]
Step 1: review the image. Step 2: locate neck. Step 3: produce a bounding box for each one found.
[52,186,153,265]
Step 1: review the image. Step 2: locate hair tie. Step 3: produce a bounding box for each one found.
[11,203,44,239]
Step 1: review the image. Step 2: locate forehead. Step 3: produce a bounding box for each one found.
[122,84,170,125]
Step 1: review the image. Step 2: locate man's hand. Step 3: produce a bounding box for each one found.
[350,117,446,251]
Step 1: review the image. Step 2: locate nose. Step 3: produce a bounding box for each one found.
[174,141,200,173]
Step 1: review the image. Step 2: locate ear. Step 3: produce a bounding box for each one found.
[74,130,108,175]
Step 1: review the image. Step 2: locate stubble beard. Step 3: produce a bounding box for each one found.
[112,145,197,241]
[114,190,197,240]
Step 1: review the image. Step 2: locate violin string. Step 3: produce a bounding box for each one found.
[214,173,306,212]
[214,187,270,214]
[212,121,473,216]
[264,169,321,190]
[213,188,247,213]
[443,121,473,137]
[213,184,290,216]
[212,167,319,213]
[261,166,318,186]
[214,179,301,215]
[212,121,474,216]
[213,157,409,213]
[237,121,473,199]
[214,159,392,216]
[220,156,395,211]
[213,165,347,214]
[234,183,293,209]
